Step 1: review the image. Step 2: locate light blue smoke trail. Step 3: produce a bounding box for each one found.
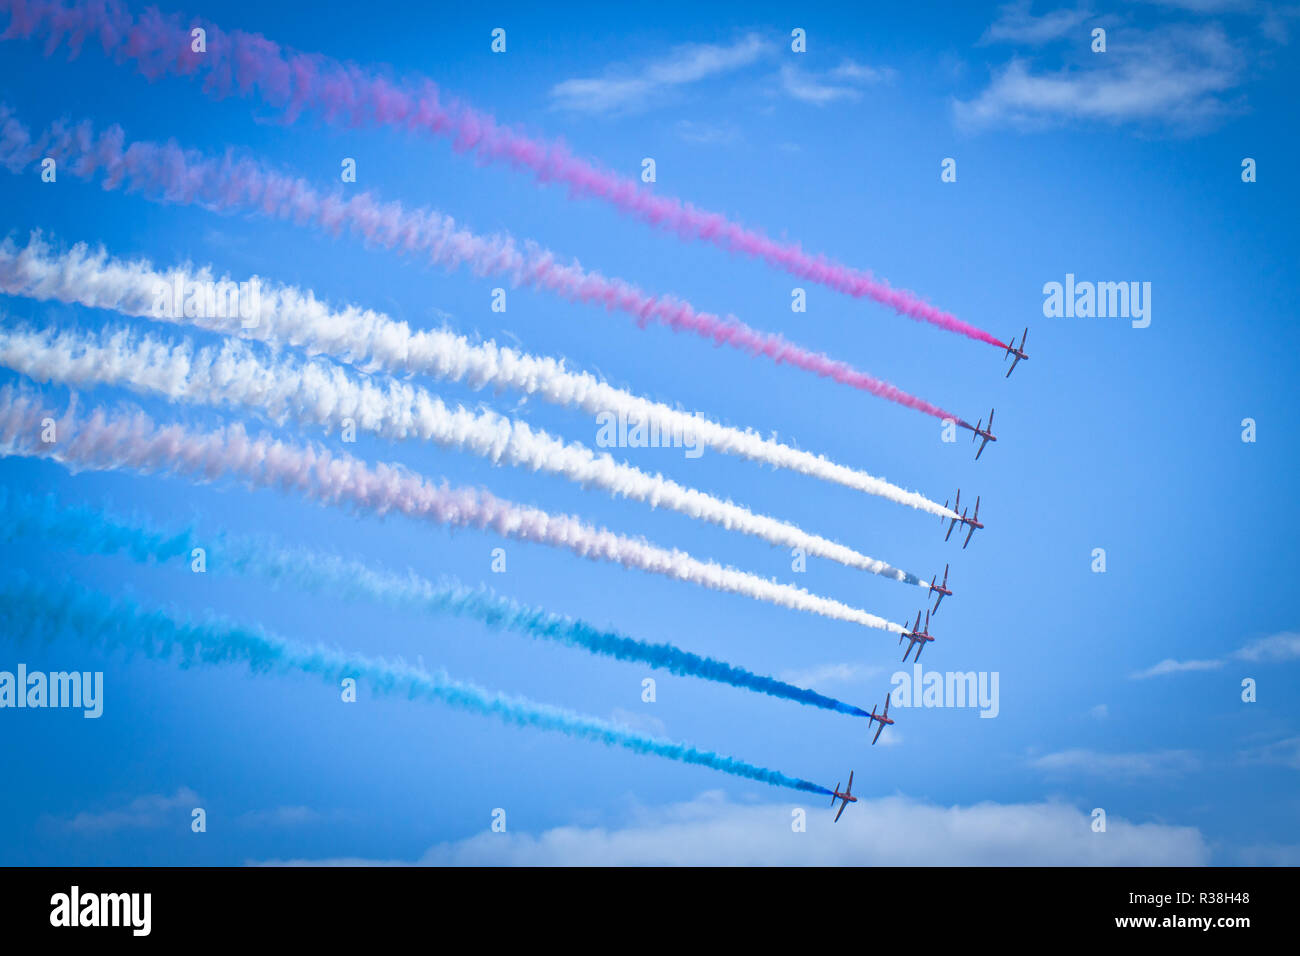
[0,576,833,796]
[0,490,870,719]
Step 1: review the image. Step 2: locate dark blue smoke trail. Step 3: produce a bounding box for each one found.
[0,576,833,796]
[0,491,870,718]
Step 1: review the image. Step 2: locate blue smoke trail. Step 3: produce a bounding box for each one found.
[0,576,833,796]
[0,490,870,719]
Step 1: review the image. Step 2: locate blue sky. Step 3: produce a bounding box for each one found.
[1,0,1298,865]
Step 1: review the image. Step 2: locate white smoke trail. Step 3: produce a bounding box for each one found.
[0,233,959,519]
[0,386,907,633]
[0,322,927,586]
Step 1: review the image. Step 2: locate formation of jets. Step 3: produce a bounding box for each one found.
[900,610,935,662]
[942,489,984,549]
[928,564,951,614]
[832,697,892,822]
[831,330,1028,823]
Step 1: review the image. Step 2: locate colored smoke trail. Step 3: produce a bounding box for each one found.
[0,320,927,585]
[0,0,1004,349]
[0,105,966,424]
[0,490,872,718]
[0,386,908,633]
[0,233,961,519]
[0,576,834,795]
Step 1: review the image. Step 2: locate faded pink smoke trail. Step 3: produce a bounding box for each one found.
[0,0,1006,351]
[0,104,968,424]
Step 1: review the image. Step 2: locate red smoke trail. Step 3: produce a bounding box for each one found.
[0,0,1007,350]
[0,104,968,424]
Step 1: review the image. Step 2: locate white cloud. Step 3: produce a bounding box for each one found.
[674,119,741,145]
[254,856,410,867]
[982,2,1094,45]
[236,806,352,827]
[1233,632,1300,662]
[955,23,1246,132]
[1030,748,1200,778]
[1130,657,1225,679]
[1258,5,1300,43]
[1131,630,1300,678]
[1088,703,1109,719]
[1138,0,1254,11]
[777,661,883,687]
[608,707,667,738]
[59,787,200,833]
[251,791,1209,865]
[779,60,894,105]
[1240,736,1300,770]
[1237,842,1300,865]
[829,59,896,84]
[550,35,767,113]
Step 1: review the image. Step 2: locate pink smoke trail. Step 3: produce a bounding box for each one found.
[0,104,969,425]
[0,0,1007,351]
[0,386,906,632]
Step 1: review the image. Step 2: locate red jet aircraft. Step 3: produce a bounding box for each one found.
[1004,329,1029,378]
[831,770,858,822]
[967,408,997,460]
[867,693,895,745]
[900,610,935,662]
[943,490,985,549]
[928,563,952,613]
[941,489,977,548]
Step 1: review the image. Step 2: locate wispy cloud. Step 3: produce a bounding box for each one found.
[1233,632,1300,661]
[1030,748,1200,778]
[674,119,741,145]
[609,707,667,738]
[777,661,883,687]
[1137,0,1254,12]
[780,60,895,105]
[1239,736,1300,770]
[59,787,200,833]
[252,791,1209,866]
[1237,842,1300,865]
[1131,657,1226,679]
[955,22,1247,132]
[550,35,767,113]
[1131,631,1300,679]
[981,2,1094,45]
[1139,1,1300,43]
[236,806,353,828]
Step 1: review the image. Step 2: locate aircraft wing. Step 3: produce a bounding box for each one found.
[963,524,976,549]
[1005,355,1020,378]
[872,722,885,745]
[834,799,847,823]
[975,436,990,460]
